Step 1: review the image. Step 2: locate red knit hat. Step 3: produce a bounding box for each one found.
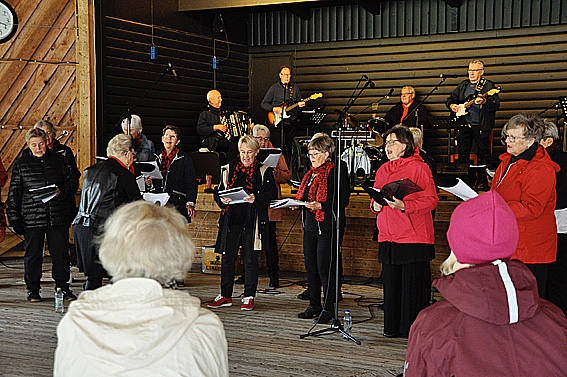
[447,191,519,264]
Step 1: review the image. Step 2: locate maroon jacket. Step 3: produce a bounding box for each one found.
[404,260,567,376]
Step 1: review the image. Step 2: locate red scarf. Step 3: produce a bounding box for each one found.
[109,156,135,175]
[295,160,334,221]
[160,148,178,174]
[221,160,257,215]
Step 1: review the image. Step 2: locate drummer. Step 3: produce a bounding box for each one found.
[384,86,430,130]
[196,89,238,163]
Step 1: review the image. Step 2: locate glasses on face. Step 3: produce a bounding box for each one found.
[307,151,322,158]
[401,92,413,96]
[503,132,527,143]
[163,134,178,139]
[385,139,402,146]
[280,73,291,77]
[255,137,270,142]
[468,69,483,72]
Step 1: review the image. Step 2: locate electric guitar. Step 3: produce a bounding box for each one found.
[453,87,501,118]
[268,93,323,126]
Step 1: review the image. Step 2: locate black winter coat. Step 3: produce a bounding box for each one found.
[8,149,79,230]
[153,149,198,222]
[213,161,277,253]
[73,158,142,229]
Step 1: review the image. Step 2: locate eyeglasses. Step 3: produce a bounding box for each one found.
[468,69,483,72]
[385,139,402,146]
[163,134,178,139]
[280,73,291,77]
[401,92,413,96]
[255,137,270,142]
[503,133,527,142]
[307,151,322,158]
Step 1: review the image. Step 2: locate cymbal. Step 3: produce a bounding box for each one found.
[334,109,359,127]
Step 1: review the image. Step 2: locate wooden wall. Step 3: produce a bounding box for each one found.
[0,0,78,195]
[249,24,567,162]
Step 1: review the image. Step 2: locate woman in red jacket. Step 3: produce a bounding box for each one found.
[492,113,559,297]
[370,125,438,338]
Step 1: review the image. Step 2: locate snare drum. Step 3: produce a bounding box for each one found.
[368,117,389,135]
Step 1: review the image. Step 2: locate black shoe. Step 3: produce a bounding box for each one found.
[297,306,322,319]
[269,278,279,288]
[234,275,245,285]
[27,290,42,302]
[297,289,309,300]
[60,287,77,301]
[383,332,401,338]
[313,309,334,324]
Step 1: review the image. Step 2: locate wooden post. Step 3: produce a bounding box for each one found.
[75,0,96,177]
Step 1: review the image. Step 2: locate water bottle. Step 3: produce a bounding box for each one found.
[55,288,64,313]
[343,309,352,339]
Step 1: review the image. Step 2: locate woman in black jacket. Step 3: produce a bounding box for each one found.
[207,135,277,311]
[7,128,79,302]
[295,133,350,325]
[72,134,142,290]
[150,125,198,222]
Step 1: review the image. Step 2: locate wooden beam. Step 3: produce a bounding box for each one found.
[178,0,326,11]
[76,0,96,176]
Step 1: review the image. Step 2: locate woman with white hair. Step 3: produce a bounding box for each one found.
[55,201,229,377]
[73,134,142,290]
[404,191,567,376]
[207,135,277,311]
[121,114,155,162]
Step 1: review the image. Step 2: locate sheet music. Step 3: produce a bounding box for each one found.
[438,178,479,201]
[137,161,163,180]
[270,198,308,209]
[143,192,170,206]
[218,187,249,204]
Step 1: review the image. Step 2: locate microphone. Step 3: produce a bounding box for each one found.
[362,74,375,88]
[440,73,458,79]
[386,88,394,99]
[168,63,178,80]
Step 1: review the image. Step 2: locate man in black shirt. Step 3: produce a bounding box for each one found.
[384,86,430,130]
[260,65,305,162]
[196,90,238,162]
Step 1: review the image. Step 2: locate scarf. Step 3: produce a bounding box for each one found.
[295,160,334,222]
[160,148,178,174]
[221,160,257,215]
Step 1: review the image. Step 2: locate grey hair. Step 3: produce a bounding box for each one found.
[34,120,56,136]
[252,124,270,137]
[469,60,485,69]
[502,113,545,143]
[26,128,47,144]
[238,134,260,152]
[409,127,423,148]
[308,132,335,155]
[542,119,560,142]
[402,86,415,95]
[98,201,195,284]
[121,114,142,131]
[107,133,132,157]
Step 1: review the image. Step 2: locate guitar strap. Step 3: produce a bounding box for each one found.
[473,78,486,96]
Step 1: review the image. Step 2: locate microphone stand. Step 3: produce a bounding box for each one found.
[300,79,374,346]
[404,78,447,128]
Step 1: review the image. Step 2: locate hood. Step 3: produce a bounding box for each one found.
[433,260,540,325]
[64,278,201,357]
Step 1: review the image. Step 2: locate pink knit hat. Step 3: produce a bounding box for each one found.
[447,191,519,264]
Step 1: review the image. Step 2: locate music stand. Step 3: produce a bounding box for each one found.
[428,115,457,163]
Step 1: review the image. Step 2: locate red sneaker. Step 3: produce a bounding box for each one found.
[207,294,232,308]
[241,296,254,311]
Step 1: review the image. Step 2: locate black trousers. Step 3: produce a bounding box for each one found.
[457,125,491,165]
[23,226,70,291]
[303,228,343,311]
[526,262,549,299]
[269,119,297,166]
[220,223,258,298]
[266,221,280,280]
[74,224,107,289]
[382,261,431,337]
[548,233,567,316]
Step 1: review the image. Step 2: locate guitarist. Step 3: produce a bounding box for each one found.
[260,65,305,163]
[446,60,500,167]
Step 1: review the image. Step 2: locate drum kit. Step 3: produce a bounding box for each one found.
[335,111,389,186]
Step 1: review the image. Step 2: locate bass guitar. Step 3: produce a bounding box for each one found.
[453,87,501,118]
[268,92,323,126]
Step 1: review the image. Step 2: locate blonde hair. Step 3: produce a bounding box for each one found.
[107,133,132,157]
[98,201,195,284]
[238,134,260,152]
[409,127,423,148]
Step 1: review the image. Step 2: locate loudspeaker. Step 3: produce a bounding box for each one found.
[189,151,221,184]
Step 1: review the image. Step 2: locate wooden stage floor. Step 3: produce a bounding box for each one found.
[0,257,408,377]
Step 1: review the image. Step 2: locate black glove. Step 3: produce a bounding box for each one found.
[11,221,25,235]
